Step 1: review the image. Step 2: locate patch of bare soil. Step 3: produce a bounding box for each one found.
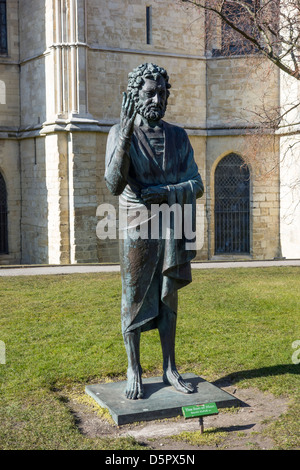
[65,383,288,450]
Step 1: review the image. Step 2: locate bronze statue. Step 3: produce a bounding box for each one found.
[105,63,204,400]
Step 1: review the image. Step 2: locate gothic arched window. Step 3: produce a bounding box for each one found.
[214,154,250,254]
[0,172,8,254]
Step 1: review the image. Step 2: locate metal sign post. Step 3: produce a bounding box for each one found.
[182,402,219,434]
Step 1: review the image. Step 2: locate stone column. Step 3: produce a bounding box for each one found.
[44,132,70,264]
[41,0,99,264]
[279,73,300,259]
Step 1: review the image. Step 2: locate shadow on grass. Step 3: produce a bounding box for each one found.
[206,423,255,433]
[212,363,299,388]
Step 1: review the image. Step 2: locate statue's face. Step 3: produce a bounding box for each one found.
[136,76,167,121]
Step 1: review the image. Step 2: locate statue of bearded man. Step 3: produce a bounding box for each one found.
[105,63,204,400]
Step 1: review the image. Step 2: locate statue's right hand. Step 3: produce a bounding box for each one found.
[120,92,137,141]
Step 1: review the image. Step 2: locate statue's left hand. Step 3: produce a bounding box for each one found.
[141,185,169,204]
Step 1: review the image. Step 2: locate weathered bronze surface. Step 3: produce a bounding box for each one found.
[105,63,204,400]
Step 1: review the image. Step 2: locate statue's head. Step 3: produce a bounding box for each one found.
[127,63,171,122]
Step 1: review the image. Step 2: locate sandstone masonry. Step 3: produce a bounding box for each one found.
[0,0,296,265]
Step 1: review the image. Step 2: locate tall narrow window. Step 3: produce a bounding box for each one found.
[0,0,7,54]
[0,172,8,254]
[214,154,250,254]
[222,0,259,55]
[146,6,152,45]
[212,0,260,56]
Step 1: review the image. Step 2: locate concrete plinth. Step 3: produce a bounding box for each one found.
[85,373,240,425]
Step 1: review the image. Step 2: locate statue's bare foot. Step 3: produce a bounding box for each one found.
[125,368,144,400]
[163,369,194,394]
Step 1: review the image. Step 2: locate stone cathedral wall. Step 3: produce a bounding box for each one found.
[0,0,282,264]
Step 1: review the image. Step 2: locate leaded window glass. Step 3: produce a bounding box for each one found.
[0,172,8,254]
[0,0,7,54]
[215,154,250,254]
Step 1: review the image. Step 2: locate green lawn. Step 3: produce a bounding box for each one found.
[0,267,299,449]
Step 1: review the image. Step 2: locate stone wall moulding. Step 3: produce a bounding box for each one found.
[52,0,88,118]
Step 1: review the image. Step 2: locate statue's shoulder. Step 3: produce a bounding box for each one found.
[105,123,121,158]
[163,121,188,140]
[108,122,120,136]
[106,122,121,146]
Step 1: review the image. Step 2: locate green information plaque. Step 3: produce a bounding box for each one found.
[182,402,219,419]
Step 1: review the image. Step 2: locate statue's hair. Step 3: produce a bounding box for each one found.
[127,63,171,101]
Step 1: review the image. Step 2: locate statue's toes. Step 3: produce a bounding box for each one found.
[182,381,194,393]
[125,380,144,400]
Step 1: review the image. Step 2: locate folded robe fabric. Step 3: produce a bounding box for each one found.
[105,120,204,334]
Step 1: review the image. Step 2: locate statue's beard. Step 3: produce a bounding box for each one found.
[136,101,166,121]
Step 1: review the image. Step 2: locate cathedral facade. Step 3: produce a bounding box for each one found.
[0,0,297,265]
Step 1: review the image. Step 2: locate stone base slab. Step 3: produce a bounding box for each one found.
[85,373,241,425]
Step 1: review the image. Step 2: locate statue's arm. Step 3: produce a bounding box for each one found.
[105,93,136,196]
[105,127,131,196]
[141,175,203,205]
[169,174,204,200]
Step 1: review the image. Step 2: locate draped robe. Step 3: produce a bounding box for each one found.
[105,120,204,334]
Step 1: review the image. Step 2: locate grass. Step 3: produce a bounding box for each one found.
[171,428,228,447]
[0,267,299,449]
